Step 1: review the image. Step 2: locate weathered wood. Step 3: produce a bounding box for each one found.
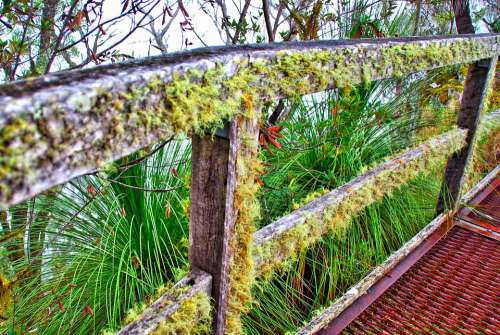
[118,269,212,335]
[296,213,450,334]
[1,34,498,209]
[437,55,498,213]
[189,121,238,335]
[461,164,500,205]
[253,128,467,273]
[189,114,260,334]
[452,0,475,34]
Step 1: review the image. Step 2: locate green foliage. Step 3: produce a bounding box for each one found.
[258,80,433,227]
[240,60,474,332]
[2,140,192,334]
[243,81,449,334]
[244,174,441,335]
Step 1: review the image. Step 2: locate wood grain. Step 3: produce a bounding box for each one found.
[437,56,498,213]
[117,269,212,335]
[189,122,238,335]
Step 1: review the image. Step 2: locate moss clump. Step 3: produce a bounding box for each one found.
[0,246,15,319]
[254,128,467,275]
[152,292,212,335]
[224,114,264,334]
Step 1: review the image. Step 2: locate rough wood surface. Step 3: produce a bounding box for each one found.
[437,55,498,213]
[189,121,239,335]
[1,34,498,209]
[117,269,212,335]
[460,164,500,205]
[296,214,450,335]
[253,129,466,272]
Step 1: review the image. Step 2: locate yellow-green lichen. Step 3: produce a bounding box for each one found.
[254,128,467,276]
[463,113,500,193]
[0,246,15,319]
[223,114,264,334]
[152,292,212,335]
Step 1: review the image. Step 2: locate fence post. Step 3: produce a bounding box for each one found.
[436,55,497,213]
[189,115,260,334]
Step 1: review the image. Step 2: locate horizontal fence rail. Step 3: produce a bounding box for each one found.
[118,269,212,335]
[297,213,451,334]
[253,128,467,273]
[297,165,500,334]
[0,34,498,209]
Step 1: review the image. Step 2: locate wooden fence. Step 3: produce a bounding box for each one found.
[0,34,498,334]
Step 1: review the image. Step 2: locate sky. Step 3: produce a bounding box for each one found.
[100,0,258,58]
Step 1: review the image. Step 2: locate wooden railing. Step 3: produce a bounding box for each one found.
[0,34,498,334]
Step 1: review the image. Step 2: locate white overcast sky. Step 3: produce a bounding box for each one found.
[100,0,255,58]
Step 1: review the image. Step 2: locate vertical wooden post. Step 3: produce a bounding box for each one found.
[189,115,260,334]
[436,55,497,213]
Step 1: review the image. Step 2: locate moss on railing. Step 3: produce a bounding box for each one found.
[254,128,467,277]
[224,110,264,334]
[463,111,500,193]
[151,292,212,335]
[1,36,497,207]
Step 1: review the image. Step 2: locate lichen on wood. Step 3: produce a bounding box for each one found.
[223,111,263,334]
[1,35,498,209]
[151,292,212,335]
[117,270,212,335]
[462,110,500,193]
[253,128,468,275]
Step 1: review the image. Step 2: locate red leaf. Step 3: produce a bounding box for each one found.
[170,167,178,177]
[255,177,264,186]
[120,207,126,218]
[73,10,84,27]
[87,185,96,197]
[165,206,171,218]
[268,137,282,149]
[83,304,94,316]
[259,134,272,153]
[56,300,65,313]
[267,125,283,133]
[331,106,338,117]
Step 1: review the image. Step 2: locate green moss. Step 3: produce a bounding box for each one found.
[152,292,212,335]
[254,128,467,276]
[118,284,211,335]
[0,246,15,319]
[224,114,264,334]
